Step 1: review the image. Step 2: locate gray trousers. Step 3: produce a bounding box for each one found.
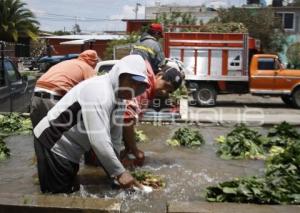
[30,96,58,128]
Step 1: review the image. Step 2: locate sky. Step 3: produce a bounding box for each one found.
[23,0,273,33]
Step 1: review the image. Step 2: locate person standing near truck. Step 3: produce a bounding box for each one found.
[131,23,165,74]
[30,49,99,128]
[120,23,183,167]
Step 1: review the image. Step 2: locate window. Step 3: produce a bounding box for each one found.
[4,61,20,82]
[228,51,242,70]
[258,58,278,70]
[98,64,114,73]
[276,12,295,30]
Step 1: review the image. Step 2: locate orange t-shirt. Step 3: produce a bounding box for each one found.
[36,50,98,95]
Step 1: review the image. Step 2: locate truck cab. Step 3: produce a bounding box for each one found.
[0,58,36,112]
[250,54,300,107]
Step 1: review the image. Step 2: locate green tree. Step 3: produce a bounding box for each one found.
[53,30,71,36]
[286,42,300,68]
[156,12,197,32]
[103,33,139,60]
[211,7,286,53]
[0,0,39,42]
[72,24,81,34]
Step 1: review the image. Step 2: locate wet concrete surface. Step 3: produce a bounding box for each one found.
[186,94,300,125]
[0,125,299,212]
[168,201,300,213]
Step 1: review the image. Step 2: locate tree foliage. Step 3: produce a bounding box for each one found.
[156,11,197,32]
[102,33,139,60]
[286,42,300,68]
[211,7,286,53]
[72,24,81,34]
[0,0,39,42]
[53,30,71,36]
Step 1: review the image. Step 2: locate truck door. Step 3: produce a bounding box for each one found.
[4,60,27,112]
[250,57,277,92]
[0,61,11,112]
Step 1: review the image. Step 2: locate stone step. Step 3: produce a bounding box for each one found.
[0,193,120,213]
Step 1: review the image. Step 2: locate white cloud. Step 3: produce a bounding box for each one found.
[110,5,145,19]
[29,8,47,16]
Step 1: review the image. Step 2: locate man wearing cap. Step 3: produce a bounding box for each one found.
[30,50,99,128]
[121,64,184,168]
[131,23,165,73]
[33,55,149,194]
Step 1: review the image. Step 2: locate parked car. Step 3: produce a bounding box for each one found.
[23,57,39,71]
[94,60,118,74]
[0,58,36,112]
[37,53,79,72]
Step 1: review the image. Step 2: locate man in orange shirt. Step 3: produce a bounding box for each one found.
[30,50,99,128]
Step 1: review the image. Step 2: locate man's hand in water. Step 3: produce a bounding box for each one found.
[120,148,145,168]
[117,171,135,188]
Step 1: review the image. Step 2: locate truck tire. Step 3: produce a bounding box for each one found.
[292,88,300,109]
[281,95,293,106]
[193,84,217,106]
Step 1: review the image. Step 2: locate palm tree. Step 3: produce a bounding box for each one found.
[0,0,39,42]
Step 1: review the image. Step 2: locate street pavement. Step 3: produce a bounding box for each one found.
[181,94,300,126]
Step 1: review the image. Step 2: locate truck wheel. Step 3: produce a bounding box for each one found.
[292,88,300,109]
[193,84,217,106]
[281,95,293,106]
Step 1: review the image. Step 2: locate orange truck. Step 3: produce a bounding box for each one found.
[164,32,300,108]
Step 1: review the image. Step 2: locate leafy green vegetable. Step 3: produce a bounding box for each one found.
[131,170,165,189]
[0,113,32,134]
[169,85,188,105]
[263,121,300,149]
[216,124,266,160]
[134,129,147,143]
[0,135,10,161]
[167,127,204,148]
[206,140,300,204]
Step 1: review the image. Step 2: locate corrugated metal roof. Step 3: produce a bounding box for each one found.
[42,34,126,40]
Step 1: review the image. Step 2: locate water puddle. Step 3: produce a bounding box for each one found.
[0,124,286,212]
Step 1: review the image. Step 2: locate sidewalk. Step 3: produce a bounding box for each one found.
[180,94,300,126]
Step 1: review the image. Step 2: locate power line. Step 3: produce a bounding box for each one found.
[36,12,122,22]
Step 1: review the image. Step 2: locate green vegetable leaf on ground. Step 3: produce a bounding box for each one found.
[131,170,165,189]
[216,124,266,160]
[0,113,32,135]
[206,139,300,204]
[167,127,204,148]
[0,135,10,161]
[263,121,300,150]
[134,129,147,143]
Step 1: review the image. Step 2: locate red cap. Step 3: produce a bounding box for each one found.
[150,23,163,37]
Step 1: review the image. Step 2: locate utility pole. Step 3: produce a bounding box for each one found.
[134,3,142,19]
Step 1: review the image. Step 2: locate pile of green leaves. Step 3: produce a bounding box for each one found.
[206,140,300,204]
[0,135,10,161]
[216,124,266,160]
[0,113,32,134]
[169,85,188,106]
[131,170,165,189]
[134,129,147,143]
[263,121,300,150]
[167,127,204,148]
